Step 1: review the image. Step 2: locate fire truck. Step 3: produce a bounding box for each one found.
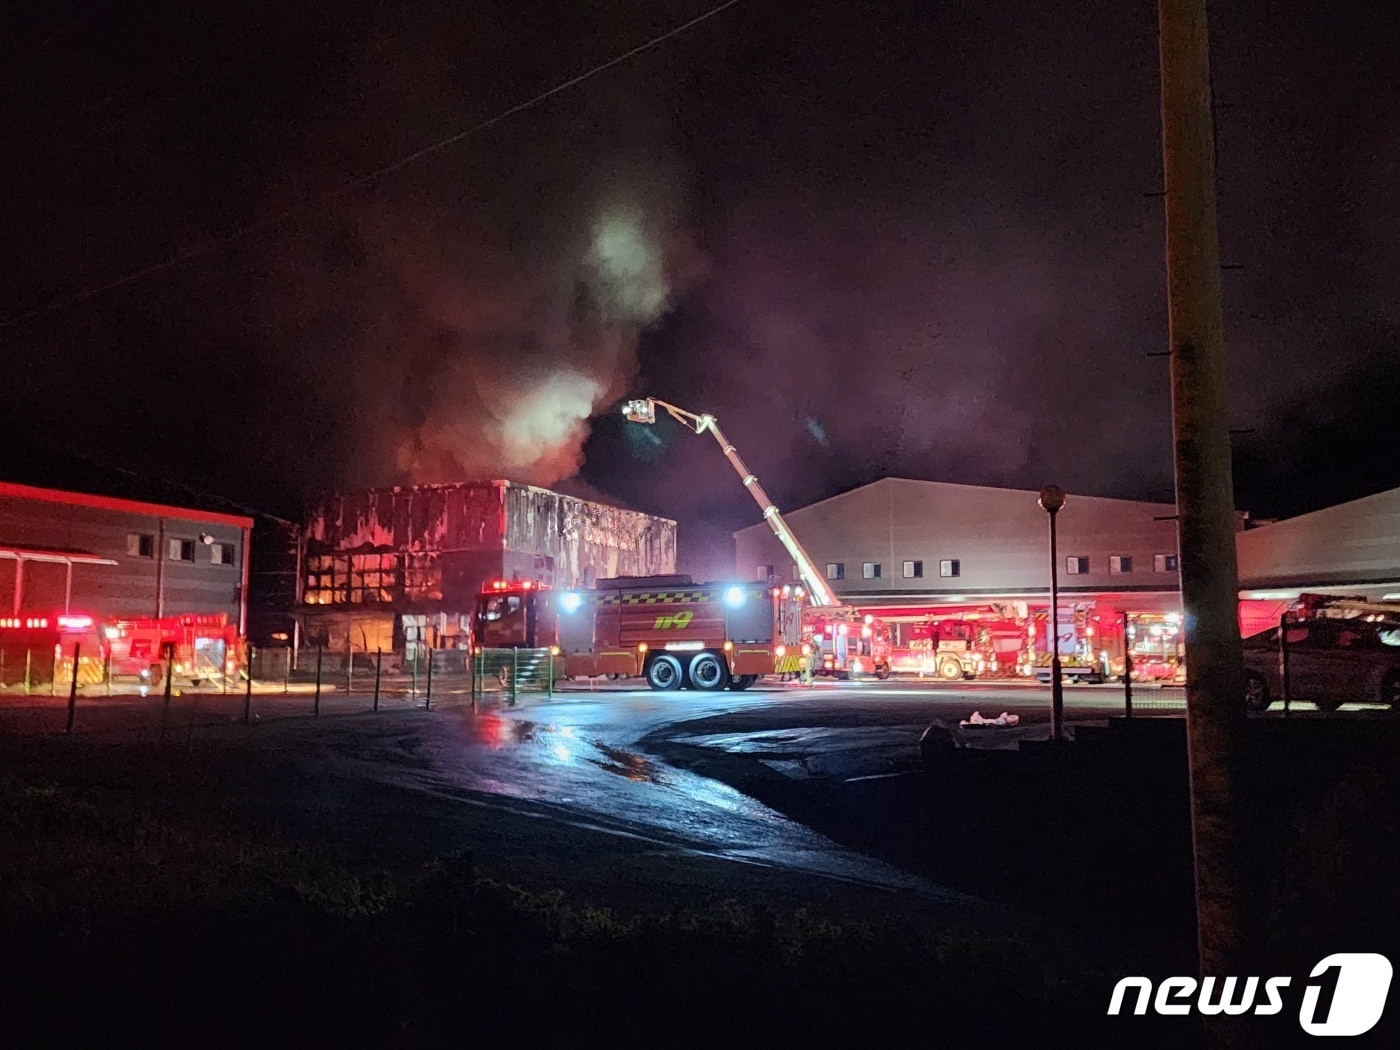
[0,613,107,688]
[473,575,806,691]
[105,614,241,688]
[888,620,987,680]
[806,609,892,679]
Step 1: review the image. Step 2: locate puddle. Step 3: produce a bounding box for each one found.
[589,741,666,784]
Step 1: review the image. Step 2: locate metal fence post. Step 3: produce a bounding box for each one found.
[283,648,291,695]
[425,647,434,710]
[373,648,382,712]
[24,648,32,695]
[162,648,175,730]
[314,645,323,717]
[1122,612,1133,719]
[470,647,478,711]
[244,645,254,724]
[411,648,418,699]
[548,648,555,699]
[510,647,519,707]
[105,649,112,696]
[1279,613,1291,717]
[346,642,353,697]
[65,643,80,734]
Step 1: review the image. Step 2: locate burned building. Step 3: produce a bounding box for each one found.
[297,481,676,654]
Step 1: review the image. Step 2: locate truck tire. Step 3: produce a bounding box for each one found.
[938,658,962,681]
[730,674,759,691]
[646,654,684,691]
[875,663,891,681]
[1243,671,1270,712]
[688,651,729,691]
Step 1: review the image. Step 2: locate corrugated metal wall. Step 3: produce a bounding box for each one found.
[503,483,676,586]
[305,482,677,589]
[305,484,506,552]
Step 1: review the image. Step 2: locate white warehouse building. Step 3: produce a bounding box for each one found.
[733,478,1204,677]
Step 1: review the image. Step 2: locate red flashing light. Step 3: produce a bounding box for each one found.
[0,617,20,629]
[26,617,50,630]
[58,615,94,631]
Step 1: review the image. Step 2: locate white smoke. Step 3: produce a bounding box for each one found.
[392,192,697,486]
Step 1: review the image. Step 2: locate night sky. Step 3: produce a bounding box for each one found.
[3,1,1397,573]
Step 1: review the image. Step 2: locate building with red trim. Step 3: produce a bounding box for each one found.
[0,481,253,631]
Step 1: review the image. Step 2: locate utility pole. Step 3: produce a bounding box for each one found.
[1157,0,1247,983]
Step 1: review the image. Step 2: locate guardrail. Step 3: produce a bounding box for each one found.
[471,648,559,706]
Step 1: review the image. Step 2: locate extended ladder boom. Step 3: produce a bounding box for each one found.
[622,398,839,607]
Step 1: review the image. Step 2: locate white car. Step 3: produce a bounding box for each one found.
[1240,618,1400,712]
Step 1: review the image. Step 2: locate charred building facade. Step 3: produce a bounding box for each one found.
[297,481,676,655]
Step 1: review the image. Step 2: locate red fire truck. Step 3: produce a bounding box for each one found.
[105,614,241,688]
[473,575,806,691]
[805,609,892,679]
[0,613,108,688]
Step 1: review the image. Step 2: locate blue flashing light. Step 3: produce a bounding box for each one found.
[725,586,745,608]
[560,592,583,613]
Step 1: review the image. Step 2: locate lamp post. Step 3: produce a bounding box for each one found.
[1038,485,1067,741]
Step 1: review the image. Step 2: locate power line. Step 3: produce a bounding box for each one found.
[1,0,743,330]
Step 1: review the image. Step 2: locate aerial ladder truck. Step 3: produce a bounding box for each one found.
[622,398,892,679]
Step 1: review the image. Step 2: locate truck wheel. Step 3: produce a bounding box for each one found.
[1243,671,1270,712]
[688,652,730,691]
[646,654,684,691]
[938,659,962,681]
[730,674,759,691]
[875,663,891,681]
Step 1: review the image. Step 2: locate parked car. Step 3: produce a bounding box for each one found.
[1240,618,1400,712]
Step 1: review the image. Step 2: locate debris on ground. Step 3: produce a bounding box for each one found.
[959,711,1020,727]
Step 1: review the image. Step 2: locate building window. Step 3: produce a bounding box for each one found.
[939,559,960,578]
[303,552,406,605]
[903,560,923,579]
[1109,555,1133,574]
[825,562,845,580]
[403,552,442,601]
[862,562,882,580]
[127,533,155,558]
[210,542,236,566]
[168,538,195,562]
[1154,554,1179,573]
[756,564,775,582]
[1066,556,1089,575]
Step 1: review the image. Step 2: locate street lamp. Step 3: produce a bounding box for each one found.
[1038,484,1066,742]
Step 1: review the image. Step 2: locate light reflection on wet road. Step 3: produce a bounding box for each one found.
[318,679,1148,898]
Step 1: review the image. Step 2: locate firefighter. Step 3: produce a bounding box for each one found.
[800,641,816,687]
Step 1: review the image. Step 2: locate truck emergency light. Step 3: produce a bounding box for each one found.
[560,592,582,613]
[724,586,745,607]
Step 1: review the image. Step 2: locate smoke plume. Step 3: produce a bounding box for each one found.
[389,188,699,486]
